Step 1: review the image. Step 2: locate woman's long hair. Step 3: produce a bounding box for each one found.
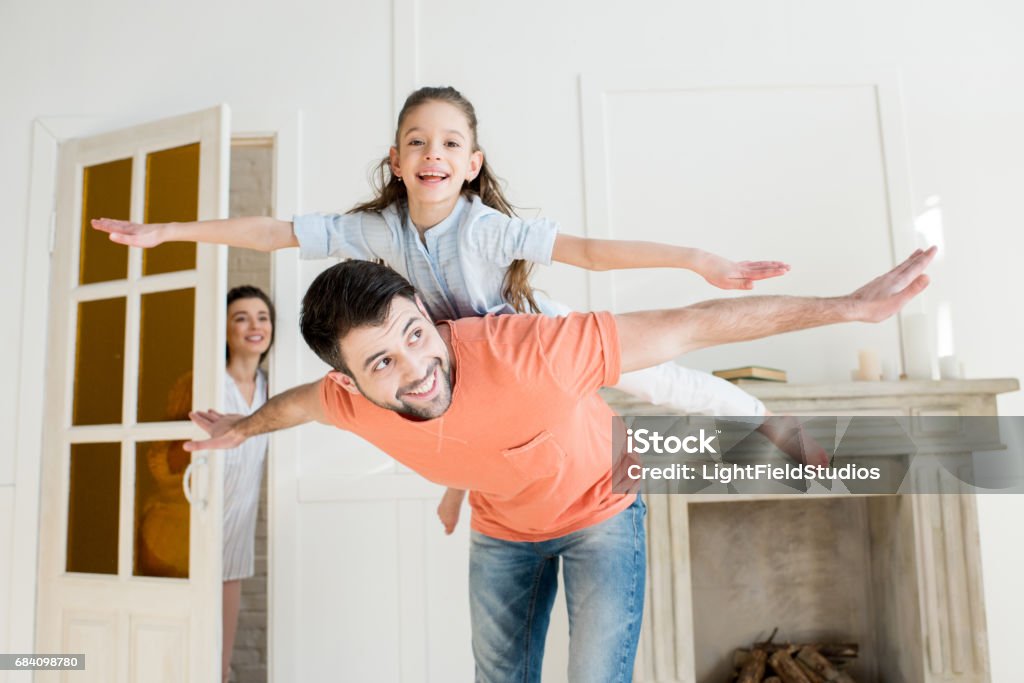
[349,86,539,314]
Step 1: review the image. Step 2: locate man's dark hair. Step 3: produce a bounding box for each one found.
[300,260,418,374]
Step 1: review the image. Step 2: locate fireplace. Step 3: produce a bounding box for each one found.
[602,378,1018,683]
[688,497,918,681]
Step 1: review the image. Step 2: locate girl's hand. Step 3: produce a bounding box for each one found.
[437,488,466,535]
[91,218,167,248]
[698,253,790,290]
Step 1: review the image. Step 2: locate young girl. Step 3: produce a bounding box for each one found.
[93,86,792,534]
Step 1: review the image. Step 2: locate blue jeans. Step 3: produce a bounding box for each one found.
[469,496,647,683]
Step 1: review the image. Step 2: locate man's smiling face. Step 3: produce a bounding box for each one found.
[328,296,453,420]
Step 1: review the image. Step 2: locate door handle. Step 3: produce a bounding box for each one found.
[182,454,209,511]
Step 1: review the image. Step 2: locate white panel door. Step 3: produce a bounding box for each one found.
[36,106,230,683]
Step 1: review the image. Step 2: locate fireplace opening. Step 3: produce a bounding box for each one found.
[687,497,922,682]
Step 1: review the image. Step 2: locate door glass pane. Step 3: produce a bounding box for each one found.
[134,441,190,578]
[80,158,131,284]
[66,443,120,574]
[143,143,199,275]
[138,288,195,422]
[73,297,126,425]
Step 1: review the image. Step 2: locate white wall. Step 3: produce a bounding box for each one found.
[3,0,1022,680]
[0,486,12,672]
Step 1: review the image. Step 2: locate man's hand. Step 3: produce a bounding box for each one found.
[697,253,791,290]
[847,246,936,322]
[91,218,167,248]
[183,380,324,451]
[616,247,936,374]
[185,410,246,452]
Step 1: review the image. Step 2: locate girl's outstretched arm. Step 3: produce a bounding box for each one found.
[551,234,789,290]
[91,216,299,252]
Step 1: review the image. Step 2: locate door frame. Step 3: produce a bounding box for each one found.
[13,109,301,683]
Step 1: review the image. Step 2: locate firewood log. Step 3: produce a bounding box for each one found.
[796,647,857,683]
[768,648,813,683]
[754,642,858,659]
[796,658,826,683]
[736,648,767,683]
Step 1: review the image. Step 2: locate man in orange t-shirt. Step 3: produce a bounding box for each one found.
[318,307,631,543]
[189,250,934,681]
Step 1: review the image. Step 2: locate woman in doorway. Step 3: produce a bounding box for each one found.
[221,285,274,683]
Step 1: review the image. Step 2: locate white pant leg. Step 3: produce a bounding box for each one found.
[532,294,767,418]
[613,362,767,418]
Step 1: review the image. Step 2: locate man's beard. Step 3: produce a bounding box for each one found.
[359,358,453,420]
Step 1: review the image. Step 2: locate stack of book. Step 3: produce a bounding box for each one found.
[712,366,788,383]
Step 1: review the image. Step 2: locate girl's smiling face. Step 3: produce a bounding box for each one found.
[389,100,484,212]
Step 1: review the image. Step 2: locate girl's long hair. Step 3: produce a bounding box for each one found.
[349,86,539,314]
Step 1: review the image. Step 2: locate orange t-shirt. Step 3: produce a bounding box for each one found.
[318,311,636,542]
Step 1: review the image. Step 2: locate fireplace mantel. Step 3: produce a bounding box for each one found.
[601,378,1019,683]
[605,378,1019,417]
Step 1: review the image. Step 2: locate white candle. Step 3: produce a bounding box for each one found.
[903,313,934,380]
[939,355,962,380]
[881,360,898,382]
[857,349,882,381]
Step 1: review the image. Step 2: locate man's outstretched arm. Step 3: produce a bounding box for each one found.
[616,247,935,373]
[184,380,326,452]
